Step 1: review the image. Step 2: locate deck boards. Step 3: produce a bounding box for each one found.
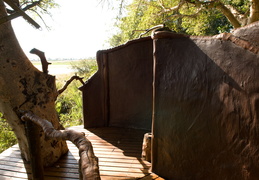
[0,126,163,180]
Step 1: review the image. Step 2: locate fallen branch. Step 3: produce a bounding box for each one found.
[21,111,101,180]
[57,75,85,95]
[30,48,51,74]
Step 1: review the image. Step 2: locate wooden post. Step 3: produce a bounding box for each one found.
[25,121,44,180]
[102,53,110,126]
[142,133,152,162]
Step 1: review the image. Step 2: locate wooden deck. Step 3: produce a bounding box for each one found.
[0,126,163,180]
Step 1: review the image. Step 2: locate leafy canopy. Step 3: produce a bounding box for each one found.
[109,0,253,46]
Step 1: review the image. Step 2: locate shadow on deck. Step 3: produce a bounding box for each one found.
[0,126,163,180]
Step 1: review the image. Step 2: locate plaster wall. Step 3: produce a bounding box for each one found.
[107,39,153,129]
[152,23,259,179]
[80,37,153,130]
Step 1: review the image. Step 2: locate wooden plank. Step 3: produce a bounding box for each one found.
[100,175,136,180]
[43,171,79,179]
[68,147,141,153]
[42,177,78,180]
[139,173,165,180]
[99,166,150,174]
[99,170,147,178]
[99,162,150,169]
[0,161,28,168]
[0,126,160,179]
[139,174,158,180]
[0,169,29,179]
[0,165,28,173]
[0,177,28,180]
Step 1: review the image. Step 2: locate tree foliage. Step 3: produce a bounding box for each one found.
[19,0,58,11]
[19,0,58,21]
[1,0,58,28]
[109,0,258,46]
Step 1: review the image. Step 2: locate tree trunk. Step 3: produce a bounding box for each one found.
[214,2,241,28]
[0,0,68,167]
[248,0,259,24]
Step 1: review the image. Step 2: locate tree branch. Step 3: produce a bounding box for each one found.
[57,75,85,95]
[0,11,20,24]
[21,0,43,11]
[214,2,241,28]
[159,0,185,14]
[225,4,247,25]
[30,48,51,74]
[6,0,43,14]
[248,0,259,24]
[1,0,42,25]
[166,7,203,19]
[29,8,51,30]
[21,111,101,180]
[3,0,40,28]
[182,0,242,28]
[158,0,242,28]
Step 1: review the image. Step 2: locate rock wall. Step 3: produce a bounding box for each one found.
[152,22,259,180]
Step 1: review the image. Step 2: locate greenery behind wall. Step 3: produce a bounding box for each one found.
[109,0,249,47]
[0,59,97,153]
[56,59,97,127]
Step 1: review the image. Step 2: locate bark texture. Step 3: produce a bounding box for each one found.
[0,1,68,167]
[248,0,259,24]
[21,112,101,180]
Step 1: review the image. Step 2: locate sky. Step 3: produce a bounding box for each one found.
[11,0,122,60]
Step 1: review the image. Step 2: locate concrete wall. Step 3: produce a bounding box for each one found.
[80,37,153,130]
[152,22,259,180]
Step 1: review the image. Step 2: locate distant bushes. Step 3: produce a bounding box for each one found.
[71,59,97,78]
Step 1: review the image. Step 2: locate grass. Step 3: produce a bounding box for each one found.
[55,59,97,127]
[0,59,97,153]
[55,74,84,127]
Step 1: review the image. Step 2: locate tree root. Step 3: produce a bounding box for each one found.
[21,111,100,180]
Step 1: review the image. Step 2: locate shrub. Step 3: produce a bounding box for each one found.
[70,59,97,78]
[0,113,17,153]
[55,78,83,127]
[56,59,97,128]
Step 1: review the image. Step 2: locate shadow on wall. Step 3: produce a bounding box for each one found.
[152,34,259,180]
[80,21,259,179]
